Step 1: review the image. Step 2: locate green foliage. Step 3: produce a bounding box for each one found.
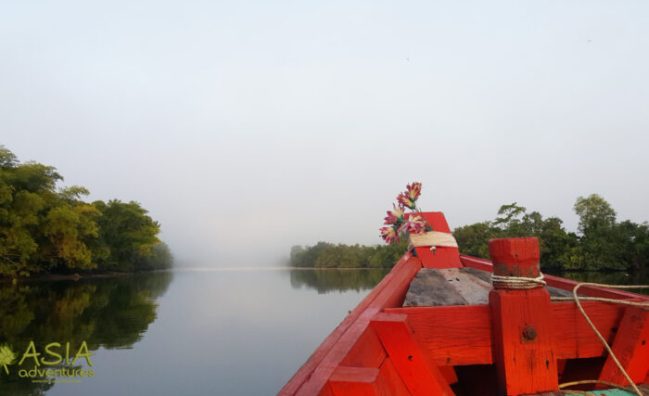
[0,146,172,277]
[452,222,493,259]
[289,240,408,269]
[93,200,162,272]
[454,196,648,272]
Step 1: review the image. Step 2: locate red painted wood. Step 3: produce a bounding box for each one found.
[488,237,558,394]
[489,287,559,395]
[328,360,410,396]
[439,366,458,384]
[281,255,422,396]
[377,359,411,396]
[557,359,567,377]
[599,306,649,386]
[320,383,335,396]
[552,301,625,359]
[341,327,386,368]
[414,212,461,269]
[370,313,454,396]
[384,305,493,366]
[489,237,541,278]
[385,302,625,366]
[459,255,494,271]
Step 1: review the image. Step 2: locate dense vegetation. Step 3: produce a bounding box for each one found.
[0,146,172,278]
[290,240,408,269]
[454,196,649,272]
[290,195,649,273]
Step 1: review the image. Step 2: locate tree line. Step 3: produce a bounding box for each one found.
[454,195,649,272]
[290,240,408,269]
[290,194,649,272]
[0,146,172,278]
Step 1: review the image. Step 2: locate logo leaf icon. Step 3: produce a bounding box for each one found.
[0,345,16,375]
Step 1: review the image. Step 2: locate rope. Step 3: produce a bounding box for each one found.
[559,282,649,396]
[490,273,546,289]
[409,231,458,248]
[559,379,640,394]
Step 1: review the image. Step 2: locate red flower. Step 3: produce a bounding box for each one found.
[380,225,399,244]
[397,192,416,210]
[406,182,422,201]
[404,215,426,234]
[383,204,404,225]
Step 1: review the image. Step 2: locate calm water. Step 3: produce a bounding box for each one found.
[0,268,389,396]
[1,268,647,396]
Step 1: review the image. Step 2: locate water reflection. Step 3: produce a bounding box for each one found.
[289,268,390,293]
[0,272,173,396]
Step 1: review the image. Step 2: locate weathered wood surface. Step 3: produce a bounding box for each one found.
[403,267,571,307]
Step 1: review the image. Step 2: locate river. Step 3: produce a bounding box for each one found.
[0,267,646,395]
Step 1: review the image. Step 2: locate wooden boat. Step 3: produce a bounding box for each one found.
[279,212,649,396]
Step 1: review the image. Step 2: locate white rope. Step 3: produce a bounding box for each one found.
[551,295,649,308]
[409,231,458,248]
[562,282,649,396]
[559,379,642,394]
[490,273,546,289]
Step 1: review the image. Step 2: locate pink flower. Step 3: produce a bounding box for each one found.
[383,204,404,225]
[404,215,426,234]
[397,192,416,210]
[406,182,422,201]
[380,225,399,244]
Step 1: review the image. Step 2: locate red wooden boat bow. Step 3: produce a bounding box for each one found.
[279,212,649,396]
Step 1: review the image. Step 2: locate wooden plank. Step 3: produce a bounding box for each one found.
[403,268,492,307]
[552,301,625,359]
[385,301,625,367]
[599,306,649,386]
[370,313,454,396]
[490,287,559,395]
[341,327,386,368]
[444,268,491,305]
[377,359,411,396]
[328,364,411,396]
[459,255,494,272]
[329,366,382,395]
[384,305,493,366]
[327,363,411,395]
[439,366,458,385]
[403,269,468,307]
[289,256,422,396]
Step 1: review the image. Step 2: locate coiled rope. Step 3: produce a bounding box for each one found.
[490,273,546,289]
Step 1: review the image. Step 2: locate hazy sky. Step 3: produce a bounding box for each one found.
[2,1,648,266]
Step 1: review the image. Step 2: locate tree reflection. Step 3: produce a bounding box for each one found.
[0,271,173,395]
[289,269,389,294]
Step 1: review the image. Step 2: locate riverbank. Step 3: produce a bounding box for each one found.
[0,269,172,284]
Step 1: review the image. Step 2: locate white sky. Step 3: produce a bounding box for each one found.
[1,0,648,266]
